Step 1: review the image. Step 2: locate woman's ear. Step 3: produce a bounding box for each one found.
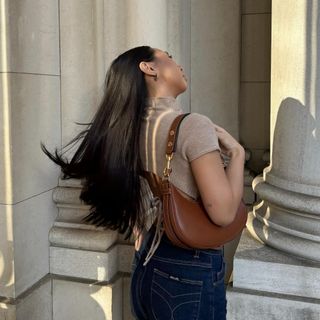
[139,61,157,77]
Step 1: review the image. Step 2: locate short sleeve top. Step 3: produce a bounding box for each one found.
[140,96,221,200]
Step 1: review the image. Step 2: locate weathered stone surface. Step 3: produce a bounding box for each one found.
[123,277,135,320]
[118,244,135,273]
[232,229,320,299]
[0,0,59,74]
[16,277,52,320]
[53,277,122,320]
[191,0,240,138]
[0,73,61,204]
[0,303,16,320]
[50,245,118,281]
[227,286,320,320]
[49,226,117,251]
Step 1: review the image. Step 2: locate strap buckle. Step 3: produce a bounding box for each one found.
[163,153,173,178]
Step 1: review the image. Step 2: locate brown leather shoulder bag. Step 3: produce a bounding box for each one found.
[142,113,248,249]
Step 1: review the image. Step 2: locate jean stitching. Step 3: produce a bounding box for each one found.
[153,268,203,286]
[218,260,225,279]
[172,300,201,312]
[151,276,174,320]
[133,264,148,319]
[151,281,202,320]
[152,256,212,268]
[153,281,202,299]
[212,257,225,286]
[151,267,203,319]
[197,250,223,256]
[197,282,203,320]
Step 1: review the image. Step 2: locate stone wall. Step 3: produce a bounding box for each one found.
[0,0,271,319]
[0,0,60,318]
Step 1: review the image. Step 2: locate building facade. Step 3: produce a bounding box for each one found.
[0,0,319,319]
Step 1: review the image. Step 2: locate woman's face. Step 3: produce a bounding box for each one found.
[153,49,188,96]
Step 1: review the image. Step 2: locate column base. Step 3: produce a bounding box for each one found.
[52,276,123,320]
[0,275,52,320]
[227,229,320,319]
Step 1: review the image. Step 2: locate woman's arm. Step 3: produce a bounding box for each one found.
[190,127,245,227]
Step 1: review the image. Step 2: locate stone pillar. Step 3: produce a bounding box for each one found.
[50,1,124,319]
[191,0,240,137]
[50,177,123,320]
[228,1,320,319]
[0,0,60,319]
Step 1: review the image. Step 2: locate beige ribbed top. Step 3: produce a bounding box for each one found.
[140,96,221,200]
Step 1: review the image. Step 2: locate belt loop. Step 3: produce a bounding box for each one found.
[193,249,200,258]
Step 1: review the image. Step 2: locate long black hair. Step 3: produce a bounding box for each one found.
[41,46,156,240]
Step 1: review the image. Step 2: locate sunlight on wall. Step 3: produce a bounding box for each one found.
[90,286,111,319]
[2,206,14,289]
[1,0,13,205]
[262,206,271,227]
[0,303,8,310]
[96,266,107,281]
[306,0,319,119]
[0,251,3,279]
[246,210,265,245]
[0,0,15,292]
[262,224,269,241]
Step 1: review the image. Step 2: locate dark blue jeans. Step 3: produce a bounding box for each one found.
[130,225,227,319]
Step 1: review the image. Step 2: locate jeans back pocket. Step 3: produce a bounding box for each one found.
[151,268,203,320]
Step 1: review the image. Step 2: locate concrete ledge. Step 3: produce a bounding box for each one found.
[233,229,320,299]
[227,286,320,320]
[49,226,118,251]
[50,245,118,281]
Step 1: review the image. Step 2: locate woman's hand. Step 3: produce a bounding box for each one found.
[214,125,244,158]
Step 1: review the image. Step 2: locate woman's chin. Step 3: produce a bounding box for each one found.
[181,82,188,93]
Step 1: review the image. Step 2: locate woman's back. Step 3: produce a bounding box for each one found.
[139,96,221,201]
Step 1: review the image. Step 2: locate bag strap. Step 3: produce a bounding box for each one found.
[163,113,191,178]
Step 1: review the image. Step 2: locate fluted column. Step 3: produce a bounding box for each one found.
[247,0,320,263]
[227,1,320,319]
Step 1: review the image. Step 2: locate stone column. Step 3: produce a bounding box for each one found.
[228,1,320,319]
[50,1,124,319]
[191,0,240,137]
[0,0,60,319]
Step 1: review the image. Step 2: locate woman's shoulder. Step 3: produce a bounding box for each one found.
[178,112,221,161]
[181,112,217,131]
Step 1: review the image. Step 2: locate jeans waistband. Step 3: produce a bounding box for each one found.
[145,225,224,257]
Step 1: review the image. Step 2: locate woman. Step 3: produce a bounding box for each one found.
[41,46,245,319]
